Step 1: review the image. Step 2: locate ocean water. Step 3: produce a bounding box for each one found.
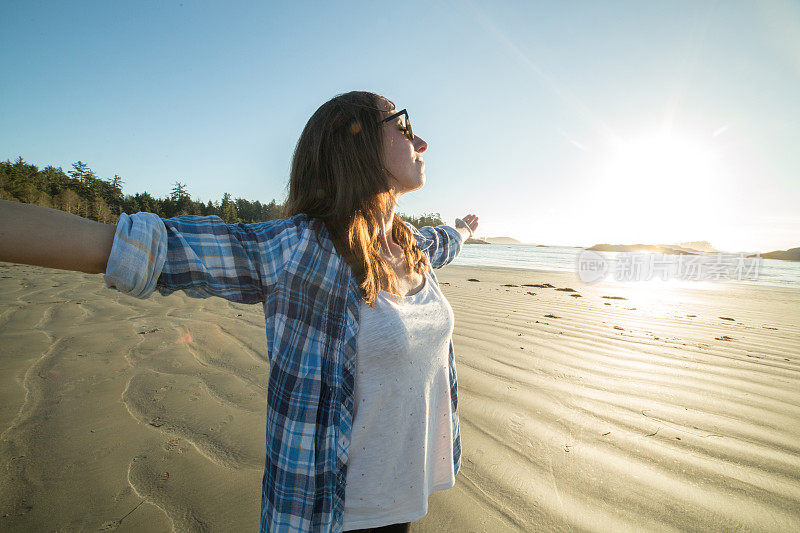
[451,244,800,290]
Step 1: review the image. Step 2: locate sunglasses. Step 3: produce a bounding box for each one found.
[379,108,414,142]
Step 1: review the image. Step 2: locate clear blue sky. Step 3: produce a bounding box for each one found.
[2,0,798,252]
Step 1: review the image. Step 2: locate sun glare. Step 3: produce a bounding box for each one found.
[612,137,713,188]
[591,134,723,244]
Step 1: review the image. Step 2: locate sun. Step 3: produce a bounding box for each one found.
[590,133,722,244]
[610,136,715,194]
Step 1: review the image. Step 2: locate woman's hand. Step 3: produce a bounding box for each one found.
[455,214,479,240]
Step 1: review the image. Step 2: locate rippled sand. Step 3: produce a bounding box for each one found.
[1,262,798,531]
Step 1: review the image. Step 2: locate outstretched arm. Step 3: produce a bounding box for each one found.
[405,213,480,269]
[0,199,115,274]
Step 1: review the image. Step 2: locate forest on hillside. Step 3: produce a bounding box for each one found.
[0,157,443,228]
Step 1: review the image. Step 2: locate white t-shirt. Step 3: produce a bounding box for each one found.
[342,269,456,531]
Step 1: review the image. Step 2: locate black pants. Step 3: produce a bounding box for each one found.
[346,522,411,533]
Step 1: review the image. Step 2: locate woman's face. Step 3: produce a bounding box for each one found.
[380,101,428,197]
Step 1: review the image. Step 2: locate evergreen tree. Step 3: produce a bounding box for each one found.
[106,175,124,213]
[110,175,124,194]
[170,181,189,201]
[6,157,39,199]
[19,182,39,204]
[169,181,192,216]
[68,161,91,180]
[41,165,70,197]
[68,161,102,200]
[121,194,140,215]
[134,192,158,215]
[220,192,238,223]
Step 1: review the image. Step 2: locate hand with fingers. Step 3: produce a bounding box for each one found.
[454,214,479,239]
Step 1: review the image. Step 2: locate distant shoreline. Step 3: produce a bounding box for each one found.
[465,241,800,260]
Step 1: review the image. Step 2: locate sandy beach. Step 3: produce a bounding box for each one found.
[1,261,798,532]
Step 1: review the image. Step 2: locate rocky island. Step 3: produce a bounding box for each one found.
[465,236,522,245]
[586,243,705,255]
[749,247,800,261]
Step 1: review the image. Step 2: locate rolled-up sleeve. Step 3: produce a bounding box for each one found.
[104,213,303,303]
[104,212,168,298]
[404,222,463,269]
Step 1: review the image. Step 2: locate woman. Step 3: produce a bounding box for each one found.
[0,91,479,532]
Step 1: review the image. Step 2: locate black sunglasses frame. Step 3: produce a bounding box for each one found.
[380,109,414,141]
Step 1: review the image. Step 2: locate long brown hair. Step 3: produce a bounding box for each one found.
[283,91,430,308]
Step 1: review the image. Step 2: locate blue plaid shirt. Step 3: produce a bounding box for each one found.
[103,212,464,532]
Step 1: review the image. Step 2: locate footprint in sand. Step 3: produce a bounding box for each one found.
[467,278,480,282]
[719,317,735,321]
[556,287,576,292]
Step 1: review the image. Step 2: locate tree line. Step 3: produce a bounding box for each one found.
[0,157,443,228]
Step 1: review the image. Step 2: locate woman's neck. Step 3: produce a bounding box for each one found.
[376,202,402,258]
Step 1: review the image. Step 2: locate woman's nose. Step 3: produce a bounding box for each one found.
[414,135,428,153]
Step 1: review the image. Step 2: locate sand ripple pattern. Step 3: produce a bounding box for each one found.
[0,264,266,531]
[416,266,800,532]
[1,263,799,531]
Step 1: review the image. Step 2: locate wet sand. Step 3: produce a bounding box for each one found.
[1,262,798,531]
